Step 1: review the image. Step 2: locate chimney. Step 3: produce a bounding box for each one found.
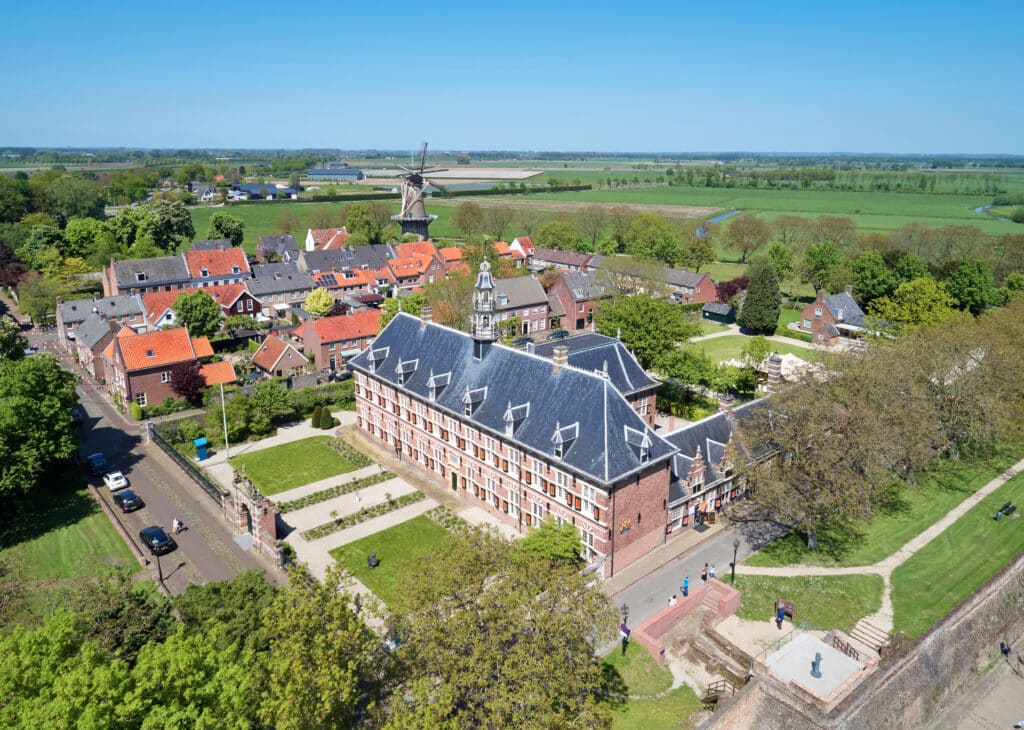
[717,393,735,421]
[844,284,853,295]
[817,289,826,302]
[420,306,433,327]
[766,354,782,395]
[552,345,569,375]
[93,292,102,301]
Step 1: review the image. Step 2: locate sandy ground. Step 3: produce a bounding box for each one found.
[427,196,718,219]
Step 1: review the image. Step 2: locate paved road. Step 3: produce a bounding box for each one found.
[26,328,277,595]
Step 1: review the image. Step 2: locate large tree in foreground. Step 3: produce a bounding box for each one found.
[384,528,616,729]
[736,257,781,335]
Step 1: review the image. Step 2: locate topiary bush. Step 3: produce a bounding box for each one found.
[129,402,143,420]
[311,405,322,427]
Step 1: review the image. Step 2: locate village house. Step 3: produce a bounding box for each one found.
[532,247,595,272]
[140,284,260,329]
[492,276,551,336]
[247,265,315,319]
[188,183,219,203]
[184,247,251,287]
[56,293,145,351]
[663,268,717,304]
[296,309,382,372]
[190,238,232,252]
[102,246,251,296]
[304,227,350,252]
[101,327,219,408]
[799,285,867,344]
[439,245,468,275]
[256,234,300,262]
[229,183,298,201]
[510,236,536,261]
[73,313,118,381]
[547,270,612,332]
[251,334,308,378]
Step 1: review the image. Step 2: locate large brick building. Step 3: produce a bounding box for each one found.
[101,327,219,408]
[351,262,756,577]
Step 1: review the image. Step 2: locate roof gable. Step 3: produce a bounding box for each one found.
[184,248,250,278]
[115,327,197,370]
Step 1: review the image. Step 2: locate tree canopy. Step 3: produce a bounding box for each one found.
[172,289,222,337]
[736,257,781,335]
[594,294,700,370]
[206,212,245,247]
[304,288,336,317]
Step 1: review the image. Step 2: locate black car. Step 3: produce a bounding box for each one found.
[547,329,570,341]
[139,526,176,555]
[113,489,144,513]
[86,452,107,476]
[511,336,534,348]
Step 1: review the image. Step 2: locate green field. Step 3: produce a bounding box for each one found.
[330,514,449,608]
[692,334,814,364]
[601,641,702,729]
[734,574,884,632]
[229,436,360,495]
[747,444,1022,568]
[0,483,134,580]
[891,471,1024,638]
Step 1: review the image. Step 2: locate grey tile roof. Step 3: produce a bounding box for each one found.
[702,302,733,316]
[350,313,677,488]
[663,268,708,288]
[823,292,865,328]
[75,313,116,349]
[533,247,593,268]
[257,234,299,256]
[493,277,548,309]
[112,256,189,288]
[252,262,300,277]
[58,295,143,325]
[247,271,314,296]
[547,293,566,318]
[531,333,657,396]
[561,270,610,302]
[191,238,232,251]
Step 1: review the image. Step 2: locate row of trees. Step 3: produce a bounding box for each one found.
[1,524,617,728]
[744,300,1024,551]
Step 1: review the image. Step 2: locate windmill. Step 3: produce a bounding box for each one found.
[390,142,446,239]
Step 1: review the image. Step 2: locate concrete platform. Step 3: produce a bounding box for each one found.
[766,632,865,699]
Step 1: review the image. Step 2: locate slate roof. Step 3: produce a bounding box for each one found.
[561,270,610,302]
[531,333,657,396]
[663,268,708,288]
[58,295,143,325]
[350,313,677,488]
[493,277,548,310]
[112,256,189,288]
[247,270,315,296]
[823,291,866,328]
[75,313,116,349]
[252,262,299,277]
[232,184,297,196]
[190,238,232,251]
[702,302,733,316]
[257,234,299,257]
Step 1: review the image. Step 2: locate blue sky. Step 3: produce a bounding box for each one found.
[2,0,1021,153]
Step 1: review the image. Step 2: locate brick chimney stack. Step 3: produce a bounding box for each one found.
[766,353,782,395]
[844,284,853,295]
[552,345,569,375]
[420,306,433,328]
[718,393,735,421]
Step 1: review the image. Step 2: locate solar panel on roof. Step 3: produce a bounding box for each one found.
[319,274,338,286]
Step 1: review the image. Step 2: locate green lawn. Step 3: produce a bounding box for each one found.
[734,575,883,633]
[693,334,813,364]
[601,641,702,729]
[695,321,732,336]
[230,436,360,495]
[0,483,134,580]
[330,514,449,608]
[891,471,1024,638]
[747,445,1023,568]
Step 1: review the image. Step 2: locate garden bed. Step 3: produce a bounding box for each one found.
[302,491,427,540]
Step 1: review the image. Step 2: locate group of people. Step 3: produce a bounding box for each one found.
[675,563,718,602]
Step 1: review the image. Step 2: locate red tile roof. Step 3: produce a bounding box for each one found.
[394,241,439,259]
[184,248,250,279]
[116,328,197,371]
[514,236,535,253]
[252,334,305,372]
[141,290,181,321]
[440,246,463,262]
[308,227,350,251]
[191,337,214,358]
[494,241,512,256]
[308,310,382,343]
[200,360,236,386]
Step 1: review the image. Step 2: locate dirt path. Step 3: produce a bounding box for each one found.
[428,196,719,220]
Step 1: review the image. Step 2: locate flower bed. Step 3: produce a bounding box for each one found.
[302,491,427,540]
[278,471,395,513]
[329,438,373,469]
[425,505,468,533]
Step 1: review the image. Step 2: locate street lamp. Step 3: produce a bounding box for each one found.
[731,539,740,585]
[620,603,629,624]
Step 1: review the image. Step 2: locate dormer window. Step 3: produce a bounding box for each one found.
[427,371,451,401]
[551,421,579,459]
[367,346,390,373]
[503,401,530,436]
[200,268,209,277]
[231,265,240,274]
[624,425,653,463]
[462,386,487,416]
[814,307,822,317]
[135,272,147,283]
[394,358,418,386]
[145,349,155,357]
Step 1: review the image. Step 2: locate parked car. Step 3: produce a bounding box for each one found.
[511,336,534,348]
[71,408,83,426]
[113,489,143,512]
[547,329,570,341]
[139,526,176,555]
[86,452,107,475]
[103,471,129,491]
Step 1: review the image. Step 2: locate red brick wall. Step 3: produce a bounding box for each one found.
[127,366,183,405]
[694,275,717,303]
[609,463,670,576]
[800,298,838,343]
[627,390,657,427]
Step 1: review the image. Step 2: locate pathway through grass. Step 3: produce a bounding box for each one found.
[601,642,702,729]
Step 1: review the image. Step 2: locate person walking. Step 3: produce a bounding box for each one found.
[701,563,708,583]
[709,564,716,580]
[172,518,181,535]
[682,576,689,597]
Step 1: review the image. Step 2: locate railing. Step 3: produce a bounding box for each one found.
[832,634,862,661]
[749,621,818,677]
[148,422,227,505]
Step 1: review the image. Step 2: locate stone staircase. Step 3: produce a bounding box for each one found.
[850,618,891,655]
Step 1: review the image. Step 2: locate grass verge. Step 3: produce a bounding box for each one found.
[230,436,359,495]
[891,471,1024,638]
[330,514,448,608]
[734,574,883,633]
[601,642,702,729]
[746,445,1022,567]
[693,334,814,364]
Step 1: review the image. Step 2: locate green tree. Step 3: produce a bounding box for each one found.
[62,217,110,259]
[0,353,78,495]
[536,219,581,252]
[451,201,485,240]
[206,212,245,247]
[0,176,32,223]
[800,240,844,292]
[625,212,679,263]
[0,315,27,361]
[765,241,795,286]
[519,518,583,566]
[380,292,426,329]
[657,346,715,386]
[741,334,771,369]
[260,564,383,729]
[172,289,221,337]
[385,529,615,729]
[136,199,195,253]
[169,361,206,404]
[943,258,996,315]
[723,215,771,263]
[304,288,336,317]
[893,253,931,283]
[678,232,716,271]
[867,277,955,334]
[850,250,897,304]
[345,202,394,245]
[594,294,700,369]
[736,257,781,335]
[248,379,293,433]
[204,388,249,445]
[15,273,61,323]
[40,176,105,225]
[18,224,65,270]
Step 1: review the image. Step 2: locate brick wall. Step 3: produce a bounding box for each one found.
[127,367,181,405]
[609,463,670,575]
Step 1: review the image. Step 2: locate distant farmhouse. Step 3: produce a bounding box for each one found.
[307,162,366,181]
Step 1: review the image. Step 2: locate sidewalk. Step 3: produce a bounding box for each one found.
[603,519,727,595]
[267,464,385,505]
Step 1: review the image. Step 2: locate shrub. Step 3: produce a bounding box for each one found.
[329,438,372,468]
[302,491,427,540]
[277,471,394,512]
[311,405,322,427]
[129,402,143,420]
[177,418,204,444]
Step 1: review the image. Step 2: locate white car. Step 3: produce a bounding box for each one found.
[103,471,129,491]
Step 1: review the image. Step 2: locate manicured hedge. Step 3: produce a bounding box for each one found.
[278,470,395,513]
[302,491,427,540]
